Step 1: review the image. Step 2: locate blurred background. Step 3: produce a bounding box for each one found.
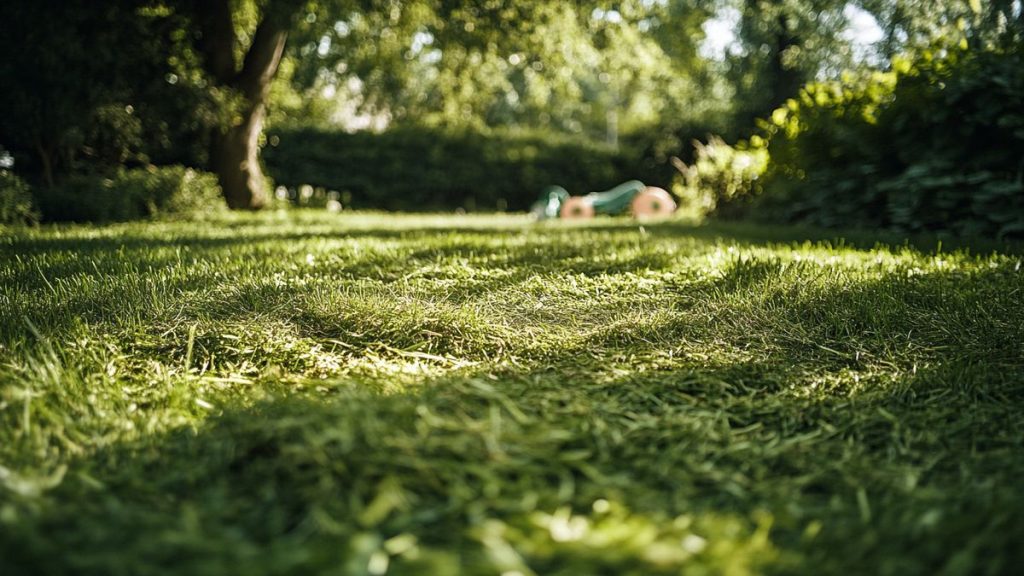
[1,0,1022,237]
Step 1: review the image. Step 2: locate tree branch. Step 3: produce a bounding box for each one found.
[235,1,307,98]
[235,16,289,100]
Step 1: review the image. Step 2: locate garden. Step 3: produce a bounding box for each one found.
[2,1,1023,574]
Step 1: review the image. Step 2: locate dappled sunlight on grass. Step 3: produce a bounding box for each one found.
[1,212,1022,574]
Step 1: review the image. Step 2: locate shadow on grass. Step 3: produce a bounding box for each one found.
[4,262,1024,575]
[4,352,1023,575]
[2,367,780,575]
[3,217,1024,574]
[48,247,1021,393]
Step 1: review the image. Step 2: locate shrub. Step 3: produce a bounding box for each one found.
[113,166,225,218]
[0,170,39,225]
[751,38,1024,238]
[34,166,224,222]
[670,136,768,219]
[755,70,897,229]
[263,126,658,212]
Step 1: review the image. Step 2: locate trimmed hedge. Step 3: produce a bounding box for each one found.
[263,127,649,211]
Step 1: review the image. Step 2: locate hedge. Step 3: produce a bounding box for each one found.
[263,127,655,212]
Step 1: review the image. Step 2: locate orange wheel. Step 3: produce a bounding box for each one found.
[631,187,677,219]
[559,196,595,220]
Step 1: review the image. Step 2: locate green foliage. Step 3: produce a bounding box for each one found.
[263,127,657,211]
[860,0,1024,61]
[879,163,1024,238]
[671,136,768,219]
[0,171,39,226]
[0,1,216,183]
[2,0,726,209]
[753,39,1024,237]
[724,0,855,130]
[754,69,897,229]
[285,0,722,142]
[0,213,1022,574]
[33,166,225,223]
[116,166,226,218]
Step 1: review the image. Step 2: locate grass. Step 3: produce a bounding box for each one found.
[1,211,1022,575]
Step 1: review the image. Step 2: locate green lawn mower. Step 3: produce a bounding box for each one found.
[531,180,677,220]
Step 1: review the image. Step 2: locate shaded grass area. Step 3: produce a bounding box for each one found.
[1,212,1022,575]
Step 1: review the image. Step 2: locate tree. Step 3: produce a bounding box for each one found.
[280,0,719,143]
[196,0,604,207]
[2,0,720,209]
[725,0,852,130]
[858,0,1024,58]
[1,0,320,209]
[177,0,307,209]
[0,1,194,186]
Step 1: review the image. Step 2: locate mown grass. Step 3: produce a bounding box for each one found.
[1,212,1022,575]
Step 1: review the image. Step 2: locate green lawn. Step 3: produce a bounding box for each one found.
[1,212,1022,575]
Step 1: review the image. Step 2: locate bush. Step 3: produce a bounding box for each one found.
[670,136,768,219]
[34,166,225,222]
[113,166,225,218]
[263,126,657,212]
[0,170,39,225]
[755,70,898,229]
[751,38,1024,238]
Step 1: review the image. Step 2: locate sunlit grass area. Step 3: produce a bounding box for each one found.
[1,212,1022,575]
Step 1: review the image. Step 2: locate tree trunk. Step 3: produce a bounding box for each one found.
[193,0,297,209]
[210,104,271,209]
[213,22,288,209]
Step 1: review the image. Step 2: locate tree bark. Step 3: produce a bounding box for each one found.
[193,0,297,209]
[210,101,274,209]
[210,21,288,209]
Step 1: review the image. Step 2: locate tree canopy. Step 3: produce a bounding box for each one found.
[2,0,1021,216]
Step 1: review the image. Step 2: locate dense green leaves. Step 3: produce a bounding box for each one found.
[1,0,724,213]
[671,136,768,218]
[0,1,217,183]
[2,0,1022,223]
[740,35,1024,237]
[0,171,38,226]
[280,0,722,141]
[723,0,855,130]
